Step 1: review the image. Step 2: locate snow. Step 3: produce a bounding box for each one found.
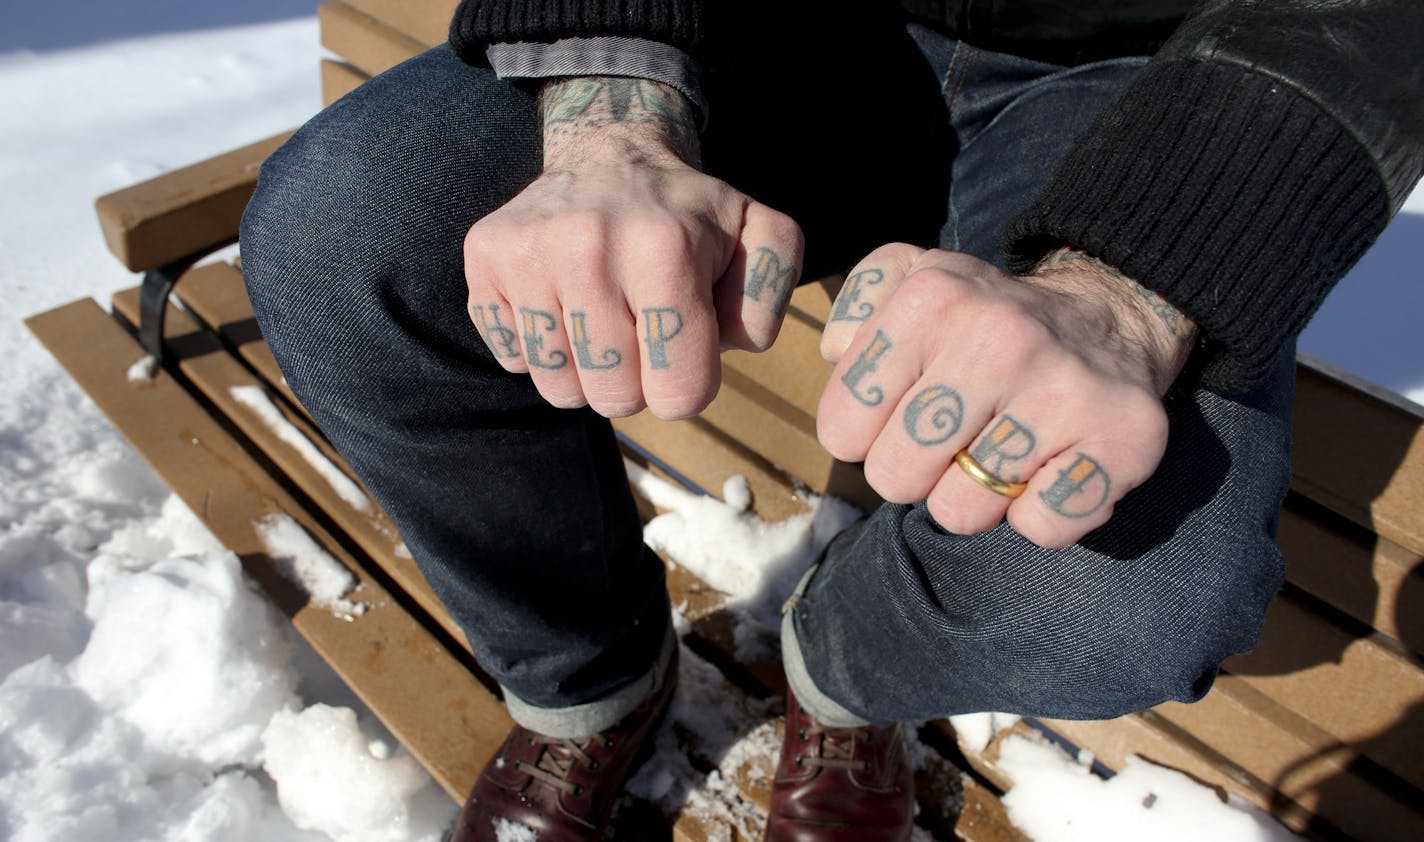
[0,2,1413,841]
[231,385,372,512]
[997,733,1299,842]
[255,513,367,620]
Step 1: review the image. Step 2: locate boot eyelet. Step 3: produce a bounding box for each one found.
[587,760,599,771]
[603,738,615,748]
[797,729,807,740]
[794,757,805,768]
[574,785,585,796]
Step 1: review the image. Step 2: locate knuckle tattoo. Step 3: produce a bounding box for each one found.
[743,247,797,318]
[641,307,685,370]
[519,307,569,370]
[902,385,965,445]
[1039,453,1112,518]
[841,329,893,406]
[830,268,884,323]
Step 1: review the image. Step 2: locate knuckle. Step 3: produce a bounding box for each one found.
[862,455,918,504]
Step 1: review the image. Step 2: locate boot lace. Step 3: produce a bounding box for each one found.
[517,735,604,795]
[800,724,872,772]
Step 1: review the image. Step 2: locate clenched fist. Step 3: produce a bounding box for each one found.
[464,76,803,419]
[818,243,1198,548]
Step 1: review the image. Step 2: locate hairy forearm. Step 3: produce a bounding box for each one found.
[1025,247,1199,394]
[539,76,701,168]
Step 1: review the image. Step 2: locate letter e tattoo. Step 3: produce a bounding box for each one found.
[520,307,568,369]
[830,268,884,322]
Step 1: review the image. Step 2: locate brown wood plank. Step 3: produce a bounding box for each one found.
[1223,592,1424,791]
[1292,356,1424,558]
[24,299,508,802]
[319,0,425,78]
[110,279,472,656]
[342,0,457,48]
[1278,502,1424,655]
[1154,675,1424,841]
[94,132,290,272]
[722,308,833,421]
[321,57,369,107]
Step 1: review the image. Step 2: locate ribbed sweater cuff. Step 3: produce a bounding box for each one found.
[1006,60,1390,393]
[450,0,701,65]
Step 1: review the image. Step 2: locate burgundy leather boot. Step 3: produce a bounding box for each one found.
[763,689,916,842]
[450,649,677,842]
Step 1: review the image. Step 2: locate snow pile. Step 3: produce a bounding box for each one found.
[255,513,367,620]
[0,485,455,842]
[263,704,451,842]
[997,733,1299,842]
[626,460,862,658]
[231,385,372,512]
[950,711,1023,754]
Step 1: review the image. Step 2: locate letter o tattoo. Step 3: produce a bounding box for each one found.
[903,384,965,446]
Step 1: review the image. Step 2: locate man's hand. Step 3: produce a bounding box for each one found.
[464,76,803,419]
[817,244,1198,548]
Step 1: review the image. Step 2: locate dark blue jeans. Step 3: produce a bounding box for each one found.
[241,20,1292,735]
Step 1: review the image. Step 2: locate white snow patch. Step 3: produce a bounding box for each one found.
[126,354,158,382]
[948,711,1021,755]
[997,732,1300,842]
[262,704,451,842]
[491,816,539,841]
[626,460,861,660]
[231,385,371,512]
[255,513,366,619]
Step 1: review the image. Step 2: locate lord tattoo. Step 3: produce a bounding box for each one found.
[568,311,622,369]
[841,330,893,406]
[641,307,684,369]
[1039,453,1112,518]
[469,302,519,359]
[519,307,568,369]
[830,268,884,322]
[903,385,965,445]
[743,247,797,317]
[969,416,1037,481]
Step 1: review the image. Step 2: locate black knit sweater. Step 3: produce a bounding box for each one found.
[450,0,1418,394]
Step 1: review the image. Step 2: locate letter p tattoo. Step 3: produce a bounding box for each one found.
[642,307,684,369]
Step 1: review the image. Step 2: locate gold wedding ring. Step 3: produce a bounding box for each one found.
[954,450,1029,498]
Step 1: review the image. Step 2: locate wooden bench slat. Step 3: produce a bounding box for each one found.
[318,0,425,79]
[321,57,369,107]
[1224,591,1424,791]
[93,132,290,272]
[1155,674,1424,841]
[341,0,457,48]
[1293,357,1424,558]
[24,298,508,802]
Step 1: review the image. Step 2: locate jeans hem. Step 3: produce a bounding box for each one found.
[500,624,676,738]
[781,567,874,728]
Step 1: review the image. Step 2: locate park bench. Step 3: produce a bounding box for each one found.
[26,2,1424,838]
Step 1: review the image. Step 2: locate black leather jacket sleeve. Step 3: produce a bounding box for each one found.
[1007,0,1424,393]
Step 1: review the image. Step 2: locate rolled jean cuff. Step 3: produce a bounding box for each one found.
[781,567,873,729]
[500,624,677,738]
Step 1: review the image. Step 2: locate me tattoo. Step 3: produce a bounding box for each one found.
[469,302,519,359]
[969,415,1037,480]
[568,311,622,370]
[841,330,893,406]
[642,307,684,369]
[519,307,568,369]
[830,268,884,322]
[743,247,797,317]
[903,385,965,445]
[1039,453,1112,518]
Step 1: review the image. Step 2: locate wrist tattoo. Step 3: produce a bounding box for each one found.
[744,247,797,317]
[541,77,700,166]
